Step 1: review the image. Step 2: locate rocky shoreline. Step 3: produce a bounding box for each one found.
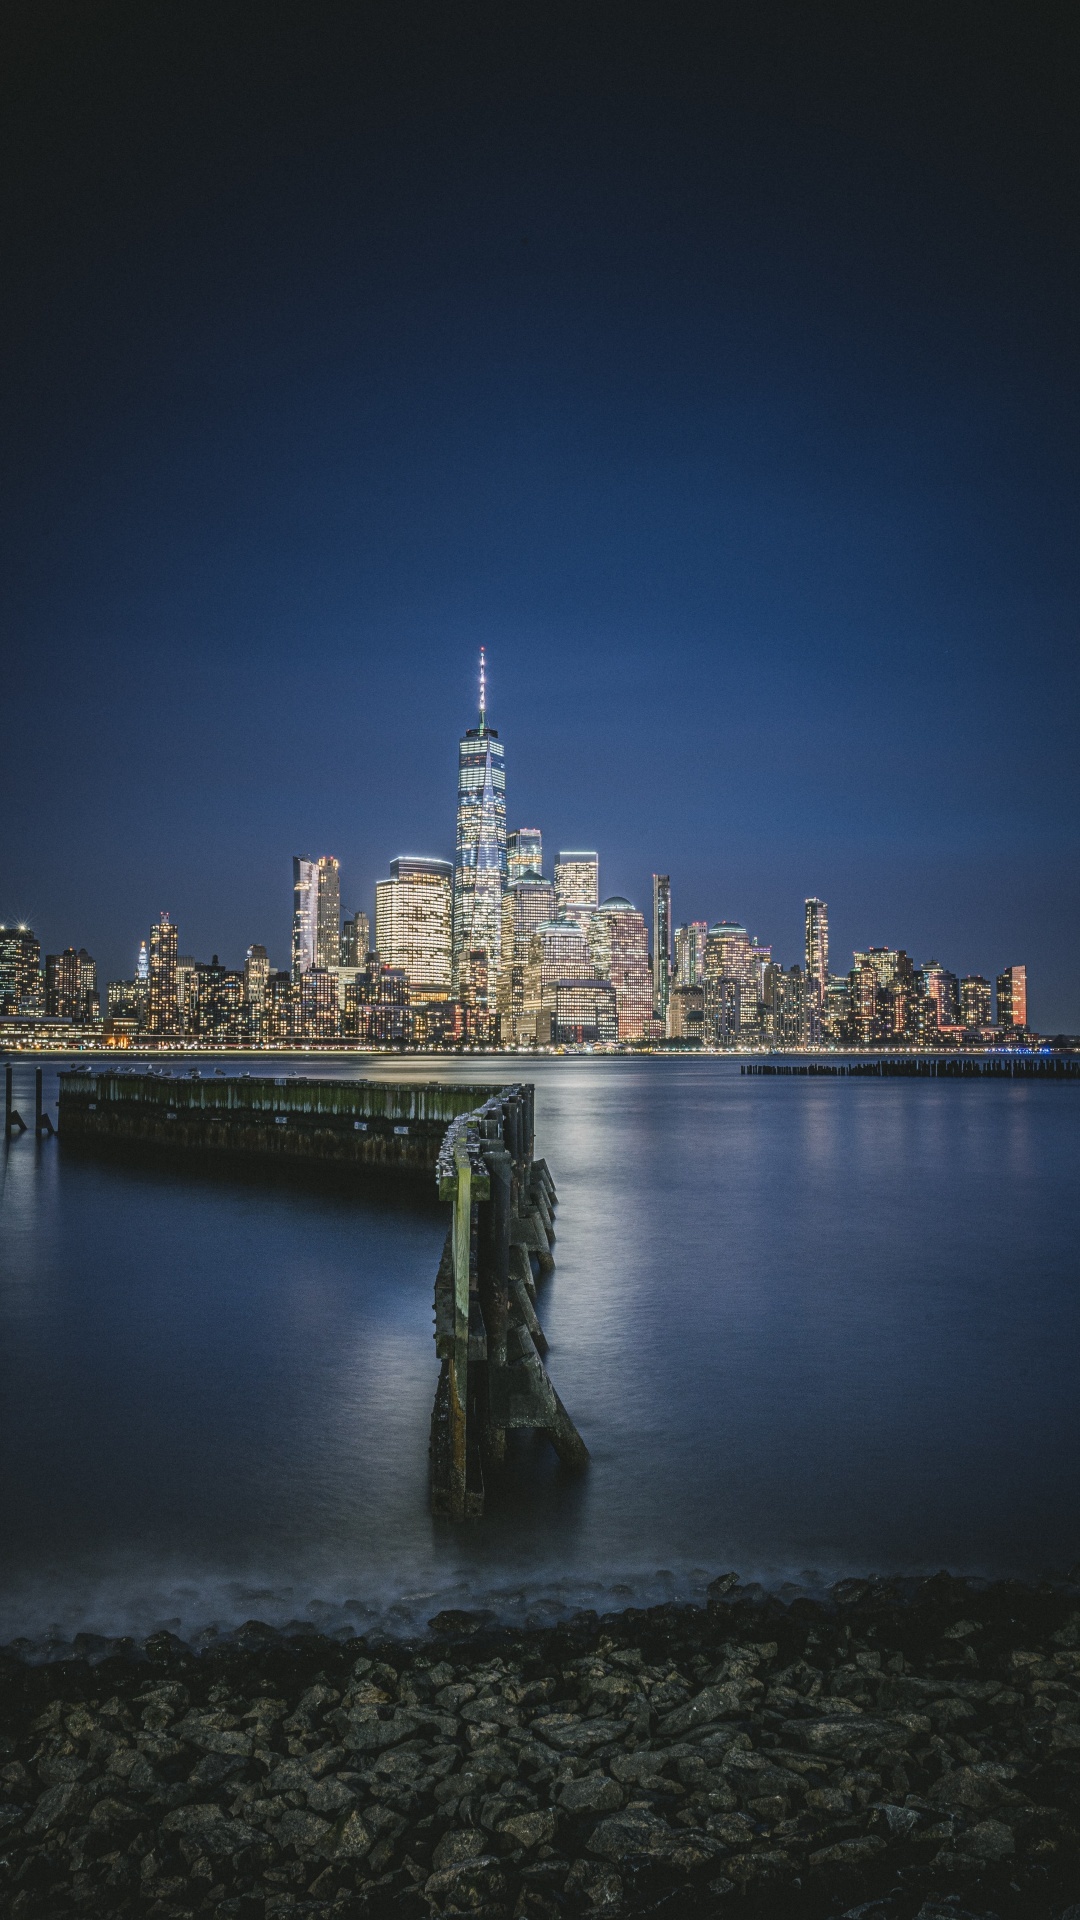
[2,1575,1080,1919]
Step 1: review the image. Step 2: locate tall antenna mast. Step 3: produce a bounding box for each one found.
[478,646,487,732]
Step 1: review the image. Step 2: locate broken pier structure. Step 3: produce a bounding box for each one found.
[430,1083,587,1520]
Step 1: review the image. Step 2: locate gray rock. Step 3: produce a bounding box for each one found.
[809,1836,886,1866]
[497,1806,556,1849]
[657,1682,743,1737]
[531,1715,626,1754]
[588,1810,680,1859]
[25,1782,80,1832]
[565,1858,624,1908]
[160,1803,255,1855]
[304,1775,355,1815]
[556,1772,624,1814]
[432,1826,493,1870]
[331,1807,374,1857]
[957,1816,1015,1860]
[275,1806,331,1851]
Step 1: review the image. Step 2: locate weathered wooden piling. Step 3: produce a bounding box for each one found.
[34,1066,54,1136]
[4,1064,27,1137]
[430,1084,587,1519]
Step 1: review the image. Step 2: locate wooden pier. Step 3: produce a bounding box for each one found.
[56,1068,494,1180]
[56,1068,587,1519]
[429,1083,587,1520]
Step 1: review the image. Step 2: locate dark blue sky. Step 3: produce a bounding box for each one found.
[3,4,1078,1026]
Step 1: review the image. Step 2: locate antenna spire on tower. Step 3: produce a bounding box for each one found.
[478,647,487,732]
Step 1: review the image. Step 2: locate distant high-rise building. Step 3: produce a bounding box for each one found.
[147,912,179,1035]
[507,828,543,883]
[375,856,454,1001]
[765,962,806,1049]
[554,852,599,915]
[652,875,671,1025]
[0,925,43,1016]
[997,965,1028,1031]
[852,948,917,1040]
[499,872,557,1039]
[593,897,653,1041]
[341,911,370,967]
[45,948,81,1019]
[78,949,99,1020]
[136,940,149,985]
[453,650,507,991]
[666,984,705,1041]
[244,944,270,1041]
[673,922,707,988]
[176,955,198,1031]
[298,968,339,1042]
[523,918,595,1033]
[292,858,318,981]
[315,856,341,971]
[805,899,829,1004]
[960,975,993,1030]
[919,961,960,1031]
[822,974,851,1042]
[44,947,97,1021]
[703,923,753,1044]
[266,970,295,1042]
[805,898,828,1042]
[551,979,619,1045]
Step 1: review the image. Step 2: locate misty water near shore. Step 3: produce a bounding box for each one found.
[1,1055,1077,1650]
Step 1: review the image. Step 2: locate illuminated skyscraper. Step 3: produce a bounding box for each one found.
[803,902,826,1021]
[652,874,671,1024]
[147,912,179,1035]
[554,852,599,915]
[244,944,270,1041]
[292,857,317,981]
[595,897,652,1040]
[0,926,43,1015]
[315,857,341,970]
[703,922,754,1043]
[499,872,557,1038]
[375,856,454,1000]
[960,975,993,1030]
[919,961,960,1030]
[997,965,1028,1031]
[507,828,543,882]
[673,922,707,987]
[45,948,80,1019]
[341,912,370,966]
[453,650,506,989]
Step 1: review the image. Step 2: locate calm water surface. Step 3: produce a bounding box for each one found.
[1,1055,1077,1645]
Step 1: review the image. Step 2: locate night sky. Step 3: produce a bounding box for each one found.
[3,5,1078,1026]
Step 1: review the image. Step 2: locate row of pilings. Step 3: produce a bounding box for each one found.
[742,1055,1080,1078]
[431,1084,587,1519]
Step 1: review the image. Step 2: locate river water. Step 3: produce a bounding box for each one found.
[1,1055,1077,1648]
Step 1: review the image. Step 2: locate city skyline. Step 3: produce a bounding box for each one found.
[3,12,1078,1030]
[1,657,1040,1048]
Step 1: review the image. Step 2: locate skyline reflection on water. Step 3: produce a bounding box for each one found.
[1,1054,1077,1646]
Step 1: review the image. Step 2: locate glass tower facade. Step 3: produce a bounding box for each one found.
[376,856,454,1000]
[453,652,506,989]
[315,856,341,971]
[292,857,318,981]
[554,852,599,915]
[652,874,671,1023]
[507,828,543,883]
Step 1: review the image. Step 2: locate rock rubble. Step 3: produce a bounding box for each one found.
[2,1574,1080,1918]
